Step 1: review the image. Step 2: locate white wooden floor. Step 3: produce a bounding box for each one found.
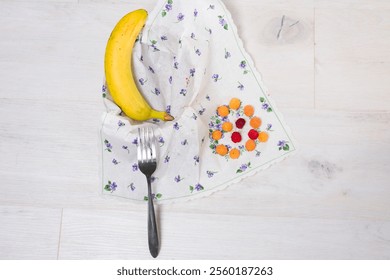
[1,0,390,259]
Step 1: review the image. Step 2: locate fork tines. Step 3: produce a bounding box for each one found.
[137,126,157,163]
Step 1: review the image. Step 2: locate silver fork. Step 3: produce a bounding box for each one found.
[137,126,160,258]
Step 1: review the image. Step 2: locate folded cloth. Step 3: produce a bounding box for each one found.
[99,0,296,203]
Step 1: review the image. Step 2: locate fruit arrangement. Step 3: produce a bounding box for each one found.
[104,9,174,122]
[209,98,269,159]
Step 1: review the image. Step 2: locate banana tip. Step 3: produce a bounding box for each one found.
[164,114,174,121]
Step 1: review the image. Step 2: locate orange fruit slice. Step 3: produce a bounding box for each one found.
[243,105,254,117]
[229,148,240,159]
[222,122,233,132]
[258,131,269,142]
[217,105,229,117]
[212,130,222,140]
[250,116,262,129]
[216,144,228,156]
[245,139,256,151]
[229,98,241,110]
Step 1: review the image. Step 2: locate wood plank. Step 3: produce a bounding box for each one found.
[59,208,390,259]
[315,8,390,110]
[59,208,147,259]
[0,206,62,259]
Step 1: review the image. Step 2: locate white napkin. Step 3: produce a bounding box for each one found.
[99,0,296,203]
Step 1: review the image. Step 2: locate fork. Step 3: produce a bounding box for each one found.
[137,126,160,258]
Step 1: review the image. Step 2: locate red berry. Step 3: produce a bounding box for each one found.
[231,132,242,143]
[235,118,246,129]
[248,129,259,140]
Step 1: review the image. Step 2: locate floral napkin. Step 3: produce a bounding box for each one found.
[99,0,296,203]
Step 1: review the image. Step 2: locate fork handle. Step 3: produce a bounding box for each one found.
[147,176,159,258]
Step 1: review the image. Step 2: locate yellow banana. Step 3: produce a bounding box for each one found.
[104,9,174,121]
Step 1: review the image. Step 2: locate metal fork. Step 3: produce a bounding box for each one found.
[137,126,159,258]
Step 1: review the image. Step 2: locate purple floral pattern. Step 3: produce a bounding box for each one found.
[122,145,129,153]
[177,13,185,22]
[237,82,244,91]
[161,0,173,17]
[174,175,184,182]
[194,9,198,18]
[206,170,218,178]
[194,155,200,165]
[117,120,125,130]
[152,88,161,96]
[218,15,228,30]
[102,84,107,98]
[260,97,273,112]
[104,181,117,193]
[158,136,165,146]
[138,78,147,86]
[236,162,251,173]
[128,183,136,191]
[104,140,112,152]
[150,40,160,52]
[239,60,250,74]
[189,183,204,193]
[173,122,181,130]
[212,74,221,82]
[278,140,290,151]
[224,49,231,59]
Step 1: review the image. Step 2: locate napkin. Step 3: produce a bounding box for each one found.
[99,0,296,203]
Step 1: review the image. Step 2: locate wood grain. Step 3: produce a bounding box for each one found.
[315,8,390,110]
[0,206,62,259]
[59,208,390,259]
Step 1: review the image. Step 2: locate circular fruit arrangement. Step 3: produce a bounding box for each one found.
[209,98,269,159]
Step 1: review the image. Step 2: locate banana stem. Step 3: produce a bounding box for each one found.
[149,110,174,121]
[163,113,174,121]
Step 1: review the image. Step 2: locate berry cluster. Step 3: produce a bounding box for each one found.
[209,97,269,159]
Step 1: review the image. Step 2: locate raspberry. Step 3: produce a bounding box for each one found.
[248,129,259,140]
[235,118,246,129]
[231,132,242,143]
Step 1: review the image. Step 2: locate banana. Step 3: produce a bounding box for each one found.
[104,9,174,121]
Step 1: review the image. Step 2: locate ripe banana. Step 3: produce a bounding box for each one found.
[104,9,174,121]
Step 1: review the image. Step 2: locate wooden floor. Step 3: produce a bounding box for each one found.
[0,0,389,259]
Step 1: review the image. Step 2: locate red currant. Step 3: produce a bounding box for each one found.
[231,132,242,143]
[235,118,246,129]
[248,129,259,140]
